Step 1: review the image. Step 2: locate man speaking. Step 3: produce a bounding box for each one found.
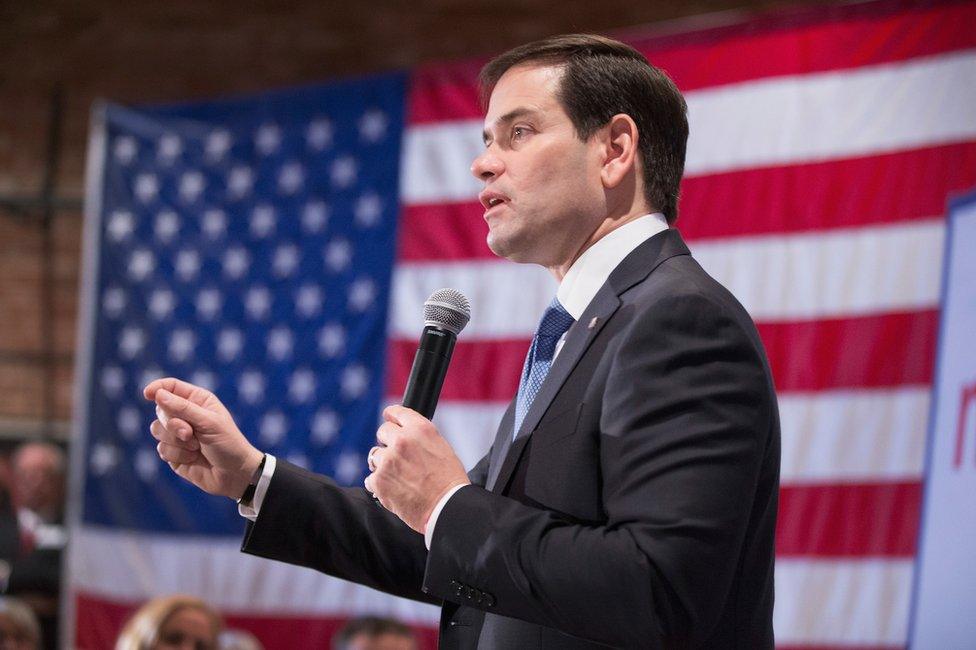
[145,34,780,649]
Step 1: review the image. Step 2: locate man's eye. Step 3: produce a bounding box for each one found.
[512,126,528,141]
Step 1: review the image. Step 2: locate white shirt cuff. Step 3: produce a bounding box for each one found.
[424,483,467,550]
[238,454,277,521]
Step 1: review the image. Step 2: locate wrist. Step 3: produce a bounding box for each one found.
[234,448,266,502]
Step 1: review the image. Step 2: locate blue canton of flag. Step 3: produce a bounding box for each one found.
[82,73,407,535]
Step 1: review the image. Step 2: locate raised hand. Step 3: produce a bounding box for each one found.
[144,377,264,499]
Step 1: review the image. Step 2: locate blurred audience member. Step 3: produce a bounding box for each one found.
[0,596,41,650]
[332,616,417,650]
[217,628,263,650]
[0,443,67,650]
[115,595,222,650]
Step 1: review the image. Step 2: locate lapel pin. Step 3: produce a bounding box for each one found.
[588,317,600,329]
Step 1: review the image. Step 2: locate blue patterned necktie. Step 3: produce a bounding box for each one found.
[513,297,576,437]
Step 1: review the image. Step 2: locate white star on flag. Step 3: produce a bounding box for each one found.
[239,370,265,405]
[255,123,282,155]
[272,244,300,278]
[278,162,305,194]
[306,118,334,150]
[217,328,244,362]
[128,248,156,281]
[179,171,206,203]
[89,443,119,476]
[348,278,376,312]
[118,327,146,359]
[168,329,196,362]
[330,156,358,188]
[267,326,294,361]
[359,109,389,143]
[175,249,201,281]
[227,166,254,199]
[317,323,346,358]
[311,408,340,445]
[324,238,353,272]
[113,136,137,164]
[135,448,160,481]
[189,370,216,392]
[245,286,272,320]
[222,246,250,280]
[295,284,323,318]
[288,368,317,403]
[134,173,160,203]
[154,209,181,243]
[354,193,383,227]
[100,366,125,397]
[116,406,142,440]
[259,411,288,446]
[301,200,330,233]
[201,208,227,239]
[341,364,369,400]
[333,449,364,485]
[205,129,232,162]
[148,289,176,320]
[107,210,135,242]
[102,287,127,318]
[156,133,183,164]
[195,288,223,321]
[250,204,277,238]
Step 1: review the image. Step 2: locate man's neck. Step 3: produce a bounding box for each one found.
[547,208,656,282]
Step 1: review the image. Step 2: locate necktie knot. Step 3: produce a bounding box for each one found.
[536,298,575,341]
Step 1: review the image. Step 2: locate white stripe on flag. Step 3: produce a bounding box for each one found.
[689,219,943,321]
[71,528,913,646]
[400,51,976,204]
[389,220,943,337]
[779,387,929,483]
[433,388,928,484]
[685,50,976,176]
[774,558,913,646]
[69,526,441,623]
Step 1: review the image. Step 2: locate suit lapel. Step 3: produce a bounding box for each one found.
[484,228,692,495]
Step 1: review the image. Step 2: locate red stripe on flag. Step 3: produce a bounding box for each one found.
[386,309,938,400]
[759,310,938,392]
[777,481,921,557]
[407,2,976,123]
[397,143,975,261]
[386,337,526,401]
[74,592,439,650]
[678,142,976,241]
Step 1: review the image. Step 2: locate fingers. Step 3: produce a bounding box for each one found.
[150,420,200,451]
[144,377,211,403]
[367,445,385,472]
[154,389,216,432]
[375,421,399,447]
[156,440,201,465]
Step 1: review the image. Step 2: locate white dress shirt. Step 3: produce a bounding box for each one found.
[242,214,671,551]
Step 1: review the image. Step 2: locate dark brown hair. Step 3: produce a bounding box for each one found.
[332,616,416,650]
[480,34,688,224]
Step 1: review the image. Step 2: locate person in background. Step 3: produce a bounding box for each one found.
[0,597,40,650]
[115,594,222,650]
[0,443,67,650]
[332,616,418,650]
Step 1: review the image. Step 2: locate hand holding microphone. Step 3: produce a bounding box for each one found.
[365,289,473,532]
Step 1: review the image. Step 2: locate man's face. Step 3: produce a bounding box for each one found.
[472,64,606,270]
[11,446,63,515]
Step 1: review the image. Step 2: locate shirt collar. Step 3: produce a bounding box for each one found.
[556,213,669,320]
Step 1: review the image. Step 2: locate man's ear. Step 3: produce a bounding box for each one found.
[600,114,639,190]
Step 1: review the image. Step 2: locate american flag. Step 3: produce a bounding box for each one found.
[68,2,976,648]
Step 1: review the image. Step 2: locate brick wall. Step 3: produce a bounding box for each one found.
[0,0,798,437]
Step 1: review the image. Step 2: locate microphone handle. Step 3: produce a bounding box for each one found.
[402,325,457,419]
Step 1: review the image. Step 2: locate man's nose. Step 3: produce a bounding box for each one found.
[471,149,503,181]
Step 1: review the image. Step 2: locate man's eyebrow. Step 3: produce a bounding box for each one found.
[482,108,539,144]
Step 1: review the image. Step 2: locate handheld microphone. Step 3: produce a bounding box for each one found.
[402,288,471,418]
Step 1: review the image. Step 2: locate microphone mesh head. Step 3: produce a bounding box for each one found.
[423,288,471,336]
